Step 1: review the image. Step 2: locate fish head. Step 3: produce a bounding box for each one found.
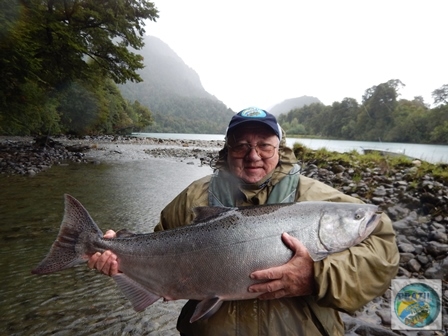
[318,203,381,255]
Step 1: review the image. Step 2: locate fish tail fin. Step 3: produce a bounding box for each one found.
[31,194,103,275]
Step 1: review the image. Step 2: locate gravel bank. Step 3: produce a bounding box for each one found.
[0,135,222,175]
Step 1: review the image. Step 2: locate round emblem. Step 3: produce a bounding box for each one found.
[240,107,267,118]
[394,282,441,328]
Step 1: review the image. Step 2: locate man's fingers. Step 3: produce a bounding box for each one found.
[250,266,283,281]
[109,260,119,276]
[104,230,116,239]
[249,279,283,294]
[87,250,118,276]
[87,252,101,269]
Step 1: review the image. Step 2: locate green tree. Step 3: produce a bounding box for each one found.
[22,0,159,86]
[58,81,98,135]
[56,77,153,135]
[282,117,306,135]
[428,104,448,144]
[432,84,448,106]
[385,99,429,143]
[355,79,404,141]
[0,0,158,135]
[324,98,359,139]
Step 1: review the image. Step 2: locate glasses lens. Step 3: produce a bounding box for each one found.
[229,143,276,158]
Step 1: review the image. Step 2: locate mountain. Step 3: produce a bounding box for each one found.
[119,36,234,134]
[269,96,321,116]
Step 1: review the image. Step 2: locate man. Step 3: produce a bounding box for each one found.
[89,107,399,335]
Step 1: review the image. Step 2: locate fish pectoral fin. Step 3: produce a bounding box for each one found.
[190,297,223,323]
[113,273,160,312]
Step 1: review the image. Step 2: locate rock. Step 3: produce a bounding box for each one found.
[385,204,409,221]
[375,309,392,326]
[429,231,448,244]
[373,186,387,196]
[441,257,448,279]
[399,253,414,264]
[332,164,345,173]
[424,265,444,279]
[371,197,385,204]
[397,267,412,278]
[426,241,448,257]
[342,314,398,336]
[392,213,418,236]
[407,258,421,272]
[398,243,416,253]
[416,254,430,267]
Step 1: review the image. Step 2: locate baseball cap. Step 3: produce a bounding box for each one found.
[226,107,282,141]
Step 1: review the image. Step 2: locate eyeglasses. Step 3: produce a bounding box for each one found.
[227,143,278,159]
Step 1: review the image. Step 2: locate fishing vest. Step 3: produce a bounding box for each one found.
[208,164,301,207]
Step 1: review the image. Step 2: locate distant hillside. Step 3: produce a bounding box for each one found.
[119,36,234,134]
[269,96,321,116]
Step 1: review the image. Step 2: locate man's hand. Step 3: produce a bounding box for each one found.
[248,232,315,300]
[87,230,119,276]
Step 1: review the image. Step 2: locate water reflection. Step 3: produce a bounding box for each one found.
[0,159,212,335]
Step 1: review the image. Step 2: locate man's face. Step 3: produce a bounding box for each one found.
[226,124,280,184]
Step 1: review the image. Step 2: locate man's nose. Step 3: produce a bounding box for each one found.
[245,146,261,159]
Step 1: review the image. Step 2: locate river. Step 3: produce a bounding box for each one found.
[0,158,212,335]
[135,133,448,164]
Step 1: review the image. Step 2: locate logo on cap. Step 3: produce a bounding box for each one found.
[239,107,267,118]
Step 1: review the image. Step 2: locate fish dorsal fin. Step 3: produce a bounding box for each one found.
[190,297,223,323]
[113,273,161,312]
[192,206,233,223]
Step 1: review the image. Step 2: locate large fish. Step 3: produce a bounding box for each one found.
[32,194,381,322]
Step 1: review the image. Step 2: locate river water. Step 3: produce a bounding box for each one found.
[136,133,448,164]
[1,158,212,335]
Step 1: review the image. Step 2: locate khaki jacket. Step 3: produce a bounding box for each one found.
[154,136,399,335]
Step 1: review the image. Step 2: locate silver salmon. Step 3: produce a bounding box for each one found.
[32,194,381,322]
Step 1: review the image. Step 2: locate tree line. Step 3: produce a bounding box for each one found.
[0,0,158,135]
[278,80,448,144]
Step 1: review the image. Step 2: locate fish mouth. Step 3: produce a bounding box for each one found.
[365,211,382,233]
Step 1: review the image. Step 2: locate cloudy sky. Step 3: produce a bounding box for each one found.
[145,0,447,112]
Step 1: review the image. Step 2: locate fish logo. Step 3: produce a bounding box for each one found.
[391,279,442,330]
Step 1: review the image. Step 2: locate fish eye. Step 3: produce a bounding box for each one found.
[354,212,363,220]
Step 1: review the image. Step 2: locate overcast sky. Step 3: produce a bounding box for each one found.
[145,0,447,112]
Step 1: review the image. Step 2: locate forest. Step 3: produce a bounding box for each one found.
[279,80,448,144]
[1,0,158,135]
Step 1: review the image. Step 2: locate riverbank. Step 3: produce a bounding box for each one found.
[1,135,447,334]
[0,135,222,175]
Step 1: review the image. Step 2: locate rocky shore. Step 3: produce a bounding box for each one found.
[1,135,447,335]
[0,135,222,175]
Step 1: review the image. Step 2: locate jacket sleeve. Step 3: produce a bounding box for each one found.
[153,175,211,232]
[298,176,400,314]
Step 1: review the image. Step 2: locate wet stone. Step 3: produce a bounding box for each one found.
[398,243,416,253]
[407,258,421,272]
